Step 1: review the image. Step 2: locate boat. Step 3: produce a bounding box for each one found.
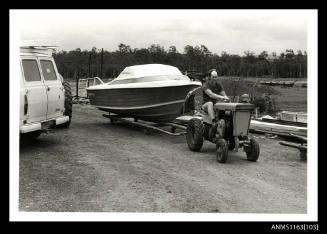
[86,64,202,122]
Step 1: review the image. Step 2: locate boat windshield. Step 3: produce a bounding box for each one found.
[109,75,190,85]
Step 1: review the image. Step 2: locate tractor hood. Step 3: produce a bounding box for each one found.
[214,103,255,111]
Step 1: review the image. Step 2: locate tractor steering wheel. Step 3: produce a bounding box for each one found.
[217,97,230,103]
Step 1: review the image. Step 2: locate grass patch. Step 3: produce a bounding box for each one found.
[271,86,307,112]
[220,79,280,97]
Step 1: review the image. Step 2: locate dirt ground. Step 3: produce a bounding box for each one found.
[19,104,307,213]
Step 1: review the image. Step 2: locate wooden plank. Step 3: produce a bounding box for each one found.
[249,127,307,136]
[279,141,307,150]
[250,129,307,138]
[259,118,307,127]
[250,120,307,131]
[289,133,307,142]
[250,120,307,137]
[280,111,307,123]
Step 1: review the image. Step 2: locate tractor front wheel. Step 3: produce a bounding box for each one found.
[216,138,228,163]
[245,138,260,162]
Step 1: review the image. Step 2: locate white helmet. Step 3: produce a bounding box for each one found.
[210,70,218,78]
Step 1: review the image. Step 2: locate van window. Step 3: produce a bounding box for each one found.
[40,60,57,80]
[22,59,41,82]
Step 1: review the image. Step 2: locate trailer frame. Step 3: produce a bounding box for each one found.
[102,113,188,136]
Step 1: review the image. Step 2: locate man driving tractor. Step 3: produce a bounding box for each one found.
[202,69,229,125]
[185,69,260,163]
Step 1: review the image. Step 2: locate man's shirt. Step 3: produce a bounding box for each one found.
[202,78,225,104]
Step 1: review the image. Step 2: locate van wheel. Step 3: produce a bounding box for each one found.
[61,81,72,128]
[20,131,42,141]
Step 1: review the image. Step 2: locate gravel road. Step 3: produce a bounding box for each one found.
[19,104,307,213]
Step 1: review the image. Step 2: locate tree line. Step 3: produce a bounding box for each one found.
[53,43,307,80]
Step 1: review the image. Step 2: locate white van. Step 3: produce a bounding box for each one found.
[20,46,72,139]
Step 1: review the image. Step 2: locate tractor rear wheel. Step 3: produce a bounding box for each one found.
[186,118,204,151]
[216,138,228,163]
[245,138,260,162]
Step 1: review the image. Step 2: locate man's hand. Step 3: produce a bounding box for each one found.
[216,95,229,102]
[222,96,229,102]
[205,89,229,102]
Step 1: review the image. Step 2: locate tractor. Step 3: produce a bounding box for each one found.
[186,97,260,163]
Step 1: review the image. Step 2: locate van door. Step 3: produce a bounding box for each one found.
[21,58,48,124]
[39,59,65,120]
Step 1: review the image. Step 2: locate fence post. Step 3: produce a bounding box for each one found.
[89,53,92,78]
[100,48,103,79]
[75,71,79,98]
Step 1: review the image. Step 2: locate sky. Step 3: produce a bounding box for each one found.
[13,10,309,56]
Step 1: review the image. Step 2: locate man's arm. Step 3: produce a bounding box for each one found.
[204,89,229,100]
[220,90,227,96]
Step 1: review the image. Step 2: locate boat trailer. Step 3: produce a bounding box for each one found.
[102,113,188,136]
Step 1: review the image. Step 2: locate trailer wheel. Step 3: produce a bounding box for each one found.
[109,117,115,124]
[228,138,235,150]
[246,138,260,162]
[216,138,228,163]
[186,118,204,151]
[61,81,72,128]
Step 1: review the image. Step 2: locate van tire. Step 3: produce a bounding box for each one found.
[61,81,72,128]
[20,131,42,142]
